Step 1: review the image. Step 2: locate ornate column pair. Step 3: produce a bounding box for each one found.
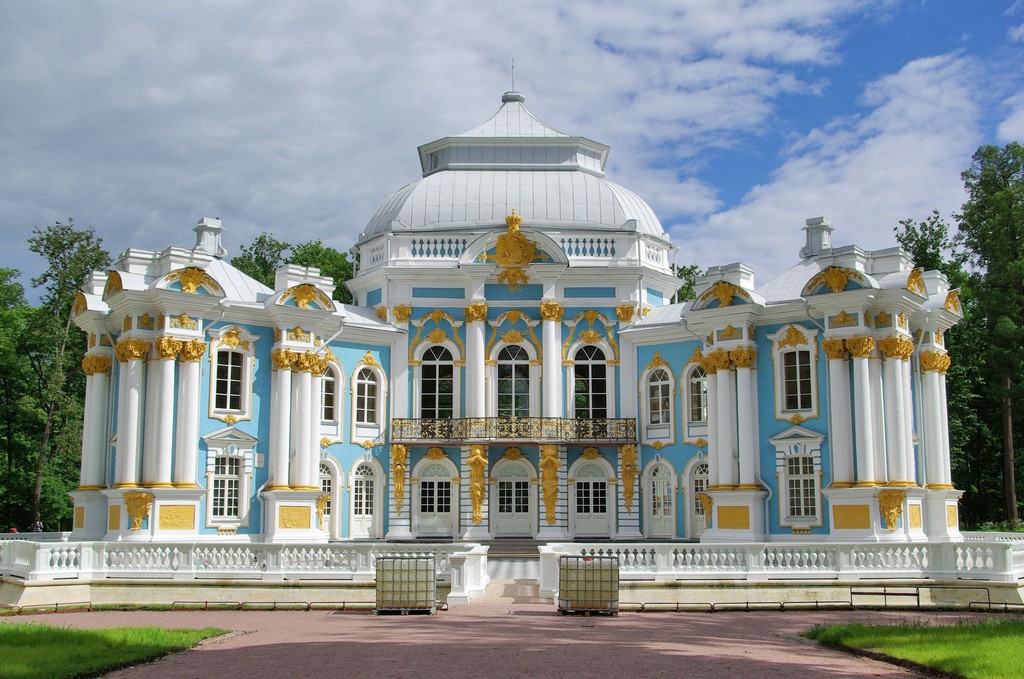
[80,354,113,489]
[140,337,183,487]
[845,335,878,486]
[822,338,854,486]
[730,347,758,489]
[701,349,736,488]
[282,349,330,490]
[464,303,487,418]
[173,339,207,488]
[113,338,150,488]
[878,336,916,485]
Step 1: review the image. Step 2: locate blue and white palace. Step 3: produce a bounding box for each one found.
[70,91,964,547]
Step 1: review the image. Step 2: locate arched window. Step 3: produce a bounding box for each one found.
[319,462,333,525]
[420,346,454,419]
[687,365,708,424]
[214,351,244,411]
[497,345,530,418]
[354,368,378,425]
[647,368,671,426]
[573,345,608,419]
[783,351,813,411]
[208,326,258,423]
[322,366,339,423]
[769,325,819,420]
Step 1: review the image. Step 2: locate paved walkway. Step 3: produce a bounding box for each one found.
[4,579,993,678]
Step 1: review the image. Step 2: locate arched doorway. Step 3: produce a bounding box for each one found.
[571,461,612,537]
[350,461,379,539]
[491,459,535,537]
[645,461,675,538]
[689,461,710,539]
[414,460,457,538]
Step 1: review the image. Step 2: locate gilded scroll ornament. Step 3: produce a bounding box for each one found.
[686,347,704,365]
[829,311,858,329]
[581,447,601,460]
[219,327,250,350]
[138,313,155,330]
[314,493,330,526]
[428,328,448,344]
[619,444,637,513]
[495,211,536,267]
[719,325,742,341]
[944,290,961,313]
[468,445,488,525]
[497,267,529,291]
[171,313,198,330]
[426,447,447,460]
[646,352,669,370]
[539,445,560,525]
[878,489,905,530]
[920,350,951,374]
[809,266,855,294]
[179,340,207,362]
[539,300,564,322]
[906,269,926,296]
[123,491,153,531]
[168,267,220,294]
[284,284,331,309]
[81,354,113,376]
[699,281,744,307]
[375,307,389,321]
[729,347,757,369]
[155,336,183,359]
[390,444,407,512]
[845,335,875,358]
[115,338,150,362]
[503,447,523,461]
[465,302,488,322]
[501,329,525,344]
[359,351,380,368]
[822,338,848,360]
[695,492,713,528]
[777,326,808,349]
[615,305,636,323]
[288,326,310,342]
[580,329,602,344]
[393,305,412,323]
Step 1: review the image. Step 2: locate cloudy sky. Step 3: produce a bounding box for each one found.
[2,1,1023,296]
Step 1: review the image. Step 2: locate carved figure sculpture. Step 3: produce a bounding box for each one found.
[619,444,637,513]
[390,444,407,511]
[539,445,560,525]
[468,445,488,525]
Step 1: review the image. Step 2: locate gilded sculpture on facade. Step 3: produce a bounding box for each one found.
[468,445,488,525]
[620,444,637,513]
[539,445,560,525]
[695,492,713,528]
[123,491,153,531]
[390,444,407,511]
[315,493,331,527]
[878,489,906,531]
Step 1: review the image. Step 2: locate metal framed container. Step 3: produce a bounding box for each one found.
[375,556,436,614]
[558,555,619,615]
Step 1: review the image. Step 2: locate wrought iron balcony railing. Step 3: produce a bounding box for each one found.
[390,417,637,443]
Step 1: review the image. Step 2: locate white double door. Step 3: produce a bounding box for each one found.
[493,462,533,537]
[574,463,611,537]
[417,462,454,537]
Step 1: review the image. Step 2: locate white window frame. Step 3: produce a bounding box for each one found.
[318,458,343,539]
[769,426,824,531]
[412,340,462,420]
[565,339,617,419]
[350,357,387,444]
[567,454,617,539]
[488,341,540,418]
[687,458,710,538]
[570,344,612,419]
[642,458,677,539]
[208,326,259,424]
[768,324,819,421]
[411,456,460,538]
[349,456,384,539]
[202,426,257,531]
[320,362,344,442]
[640,364,675,445]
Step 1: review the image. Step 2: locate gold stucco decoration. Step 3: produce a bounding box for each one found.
[539,445,560,525]
[284,284,331,310]
[103,271,123,297]
[138,313,155,330]
[271,349,296,370]
[427,328,448,344]
[693,438,708,449]
[122,316,132,332]
[468,445,488,525]
[123,491,153,531]
[72,291,87,316]
[179,340,207,362]
[829,311,858,329]
[497,267,530,291]
[878,489,906,531]
[115,338,150,362]
[581,447,601,461]
[503,447,524,461]
[651,440,665,450]
[425,447,446,460]
[845,335,875,359]
[646,352,669,371]
[359,351,380,368]
[464,302,488,322]
[945,290,961,313]
[219,327,250,350]
[169,267,220,294]
[877,336,903,360]
[729,347,757,369]
[375,307,388,321]
[495,211,536,267]
[288,326,310,342]
[315,493,330,526]
[906,269,926,296]
[155,336,183,360]
[822,338,848,360]
[809,266,856,294]
[390,444,407,511]
[393,305,412,323]
[620,444,637,513]
[81,354,113,376]
[171,313,198,331]
[278,505,310,530]
[501,329,525,344]
[788,413,808,425]
[539,300,564,322]
[157,505,195,531]
[777,326,808,349]
[695,492,712,528]
[875,311,892,327]
[719,325,742,341]
[615,305,636,323]
[699,281,745,308]
[707,348,732,373]
[580,329,602,344]
[920,350,951,374]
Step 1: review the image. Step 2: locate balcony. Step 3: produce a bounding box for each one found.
[390,417,637,444]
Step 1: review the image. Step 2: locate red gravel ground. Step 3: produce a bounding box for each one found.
[3,583,999,678]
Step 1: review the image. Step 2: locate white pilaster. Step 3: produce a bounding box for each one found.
[825,343,854,486]
[541,301,563,418]
[465,303,487,418]
[290,364,312,488]
[173,342,204,487]
[309,367,324,488]
[716,365,736,488]
[848,337,877,486]
[114,341,148,488]
[733,348,757,487]
[268,351,292,489]
[141,354,161,486]
[882,354,903,484]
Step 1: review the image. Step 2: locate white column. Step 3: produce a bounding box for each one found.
[114,339,149,488]
[937,370,952,487]
[847,336,877,485]
[881,344,904,484]
[268,349,293,489]
[173,340,205,487]
[465,303,487,418]
[731,348,757,488]
[900,352,917,485]
[309,360,325,489]
[714,351,736,488]
[80,355,113,488]
[141,353,161,486]
[921,368,944,487]
[704,359,719,488]
[540,301,563,418]
[824,339,854,486]
[151,339,180,486]
[290,356,313,488]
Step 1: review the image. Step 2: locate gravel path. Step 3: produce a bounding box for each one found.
[3,581,992,678]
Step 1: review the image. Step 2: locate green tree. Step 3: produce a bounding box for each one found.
[956,142,1024,523]
[672,263,702,303]
[231,233,355,304]
[25,220,110,528]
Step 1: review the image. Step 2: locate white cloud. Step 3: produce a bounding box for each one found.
[674,53,983,286]
[998,94,1024,141]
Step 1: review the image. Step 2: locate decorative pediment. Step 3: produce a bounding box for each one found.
[202,426,259,448]
[694,281,752,310]
[279,283,334,311]
[102,270,123,299]
[158,267,223,296]
[768,425,824,454]
[801,266,868,296]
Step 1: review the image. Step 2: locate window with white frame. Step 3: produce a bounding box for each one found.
[769,325,819,420]
[647,368,672,426]
[497,345,530,418]
[208,326,257,423]
[573,345,608,419]
[687,365,708,424]
[351,360,386,442]
[420,345,454,419]
[319,462,333,524]
[202,427,256,529]
[355,368,378,425]
[770,426,824,529]
[322,367,338,423]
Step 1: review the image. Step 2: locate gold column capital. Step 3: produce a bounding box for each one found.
[465,302,488,322]
[845,335,875,359]
[729,346,757,369]
[114,338,151,362]
[178,339,207,362]
[540,300,564,322]
[615,305,636,323]
[393,305,412,323]
[920,350,951,374]
[81,354,113,376]
[822,338,848,360]
[155,336,183,360]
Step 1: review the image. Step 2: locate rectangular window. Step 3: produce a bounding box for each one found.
[321,376,336,422]
[783,351,812,411]
[649,382,670,425]
[215,351,244,411]
[420,481,451,514]
[212,456,240,519]
[786,456,817,518]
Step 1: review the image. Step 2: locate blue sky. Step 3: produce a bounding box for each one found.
[1,1,1022,295]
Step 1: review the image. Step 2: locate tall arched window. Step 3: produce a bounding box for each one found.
[321,366,338,423]
[319,462,333,527]
[647,368,671,426]
[573,345,607,418]
[420,346,454,419]
[497,345,530,418]
[687,365,708,424]
[354,368,378,425]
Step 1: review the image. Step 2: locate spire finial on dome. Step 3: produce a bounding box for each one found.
[502,91,525,103]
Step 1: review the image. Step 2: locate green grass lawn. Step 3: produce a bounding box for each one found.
[0,622,225,679]
[804,619,1024,679]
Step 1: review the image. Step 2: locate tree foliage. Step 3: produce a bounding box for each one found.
[231,233,354,304]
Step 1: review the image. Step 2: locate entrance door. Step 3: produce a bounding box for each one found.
[350,462,375,539]
[690,461,709,539]
[574,463,610,537]
[418,462,454,537]
[648,463,674,538]
[495,463,532,537]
